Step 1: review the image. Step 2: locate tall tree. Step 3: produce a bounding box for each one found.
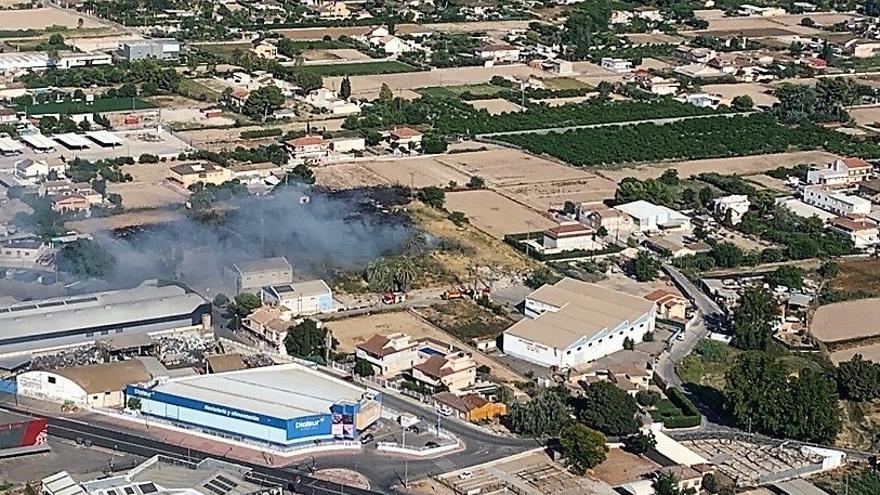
[573,381,640,436]
[285,319,327,360]
[837,354,880,402]
[783,368,841,443]
[731,287,777,351]
[339,76,352,100]
[559,424,607,474]
[508,388,571,436]
[378,83,394,101]
[242,86,285,119]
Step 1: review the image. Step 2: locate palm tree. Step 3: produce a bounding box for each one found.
[365,258,393,292]
[394,257,417,291]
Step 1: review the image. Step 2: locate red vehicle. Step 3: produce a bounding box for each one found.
[383,292,406,304]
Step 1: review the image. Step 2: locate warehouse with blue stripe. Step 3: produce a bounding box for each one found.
[126,363,382,445]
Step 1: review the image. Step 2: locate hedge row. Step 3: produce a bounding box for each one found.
[662,387,702,429]
[240,128,283,140]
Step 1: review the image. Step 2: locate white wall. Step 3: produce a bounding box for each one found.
[503,309,656,369]
[17,371,87,404]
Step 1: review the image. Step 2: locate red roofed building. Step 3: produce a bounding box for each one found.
[808,157,873,186]
[355,332,418,378]
[542,222,600,251]
[285,135,329,159]
[805,57,828,70]
[389,127,423,148]
[828,215,879,248]
[644,289,688,320]
[411,350,476,393]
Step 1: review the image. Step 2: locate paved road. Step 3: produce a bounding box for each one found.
[300,392,540,491]
[654,264,724,388]
[476,112,755,138]
[21,412,381,495]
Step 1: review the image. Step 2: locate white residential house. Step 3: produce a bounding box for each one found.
[714,195,751,225]
[634,70,679,95]
[328,136,365,153]
[610,10,634,24]
[601,57,633,73]
[285,135,329,159]
[477,43,521,63]
[634,6,663,21]
[683,92,723,108]
[355,333,419,378]
[13,158,65,180]
[303,88,360,115]
[542,223,601,252]
[614,200,692,233]
[389,126,423,149]
[372,35,410,55]
[803,185,872,217]
[410,350,477,392]
[807,158,873,186]
[579,207,635,238]
[827,216,879,248]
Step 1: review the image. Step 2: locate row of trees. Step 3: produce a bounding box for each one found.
[21,60,182,94]
[725,352,841,443]
[498,114,880,167]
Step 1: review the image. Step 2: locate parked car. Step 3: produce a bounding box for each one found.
[458,471,473,480]
[425,441,439,448]
[360,433,374,444]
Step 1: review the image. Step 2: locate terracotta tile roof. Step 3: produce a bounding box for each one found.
[356,334,392,357]
[844,157,871,169]
[413,355,450,378]
[434,392,489,413]
[390,127,422,139]
[830,215,876,232]
[544,223,592,238]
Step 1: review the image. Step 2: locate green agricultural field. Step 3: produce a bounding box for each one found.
[19,97,155,115]
[301,60,417,76]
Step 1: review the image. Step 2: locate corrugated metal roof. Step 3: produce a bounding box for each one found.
[150,363,370,419]
[0,281,208,343]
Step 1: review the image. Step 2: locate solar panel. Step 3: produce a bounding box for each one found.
[138,483,158,494]
[124,487,135,495]
[215,476,238,488]
[39,301,65,308]
[9,305,36,312]
[203,483,225,495]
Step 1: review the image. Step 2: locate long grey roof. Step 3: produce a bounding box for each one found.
[151,363,370,419]
[0,281,208,342]
[232,256,291,276]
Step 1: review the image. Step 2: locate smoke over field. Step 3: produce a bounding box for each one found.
[97,186,413,293]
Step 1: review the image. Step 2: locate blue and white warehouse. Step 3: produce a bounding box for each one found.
[126,363,382,445]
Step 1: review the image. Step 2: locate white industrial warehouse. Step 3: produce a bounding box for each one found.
[126,363,383,445]
[0,280,211,358]
[502,278,657,369]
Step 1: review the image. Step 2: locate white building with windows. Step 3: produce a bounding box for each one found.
[714,195,750,225]
[502,278,656,369]
[807,158,872,186]
[614,200,691,233]
[802,185,871,217]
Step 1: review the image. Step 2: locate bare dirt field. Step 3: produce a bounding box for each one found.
[570,61,619,77]
[685,13,825,36]
[106,162,188,209]
[324,310,524,383]
[599,151,841,183]
[302,48,370,62]
[701,83,778,107]
[468,98,523,115]
[0,7,109,30]
[638,57,672,71]
[847,106,880,127]
[433,149,598,187]
[829,258,880,295]
[593,448,661,486]
[160,107,236,128]
[325,65,546,99]
[597,271,681,299]
[811,298,880,343]
[746,174,790,192]
[500,176,618,209]
[315,155,471,190]
[274,20,531,40]
[67,209,183,234]
[445,189,556,238]
[535,95,594,107]
[831,343,880,365]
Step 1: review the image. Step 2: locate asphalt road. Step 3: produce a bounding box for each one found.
[296,392,540,491]
[0,388,538,494]
[655,264,724,388]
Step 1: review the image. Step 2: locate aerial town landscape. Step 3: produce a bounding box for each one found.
[4,0,880,494]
